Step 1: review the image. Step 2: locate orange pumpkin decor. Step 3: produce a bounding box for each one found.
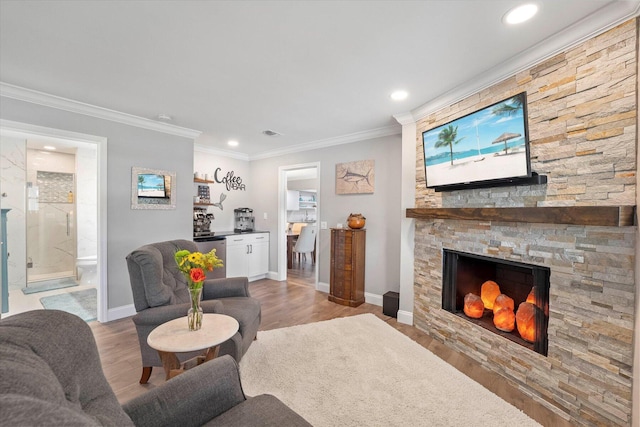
[492,294,514,314]
[463,293,485,319]
[516,302,538,343]
[493,307,516,332]
[526,286,536,304]
[480,280,501,310]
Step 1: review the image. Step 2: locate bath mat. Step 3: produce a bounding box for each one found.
[39,288,96,322]
[22,278,78,295]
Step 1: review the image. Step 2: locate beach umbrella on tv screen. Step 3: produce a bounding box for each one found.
[492,132,521,154]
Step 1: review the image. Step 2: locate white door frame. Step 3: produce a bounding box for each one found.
[277,162,320,286]
[0,120,108,322]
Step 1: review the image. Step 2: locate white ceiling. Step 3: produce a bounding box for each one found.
[1,1,639,160]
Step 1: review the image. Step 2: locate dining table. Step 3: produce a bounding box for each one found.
[286,232,299,269]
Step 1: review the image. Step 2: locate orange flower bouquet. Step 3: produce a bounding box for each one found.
[174,249,223,330]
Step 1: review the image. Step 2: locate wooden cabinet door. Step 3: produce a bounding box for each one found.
[329,228,365,307]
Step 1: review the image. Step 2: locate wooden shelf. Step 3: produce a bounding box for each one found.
[406,206,636,227]
[194,178,214,184]
[194,203,213,207]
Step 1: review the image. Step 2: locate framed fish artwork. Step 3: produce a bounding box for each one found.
[335,160,375,194]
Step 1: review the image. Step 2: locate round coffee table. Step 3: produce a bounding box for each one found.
[147,313,239,380]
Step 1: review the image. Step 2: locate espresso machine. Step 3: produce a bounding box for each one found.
[193,207,214,238]
[234,208,255,233]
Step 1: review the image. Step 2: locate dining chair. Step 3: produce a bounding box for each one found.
[291,222,305,235]
[293,225,316,265]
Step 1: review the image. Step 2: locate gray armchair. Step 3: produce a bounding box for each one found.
[126,239,261,383]
[0,310,311,427]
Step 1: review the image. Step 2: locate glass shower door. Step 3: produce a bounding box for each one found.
[26,171,76,283]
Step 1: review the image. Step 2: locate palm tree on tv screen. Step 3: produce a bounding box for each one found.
[491,95,523,117]
[435,124,465,165]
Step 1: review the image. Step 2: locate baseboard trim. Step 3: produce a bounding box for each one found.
[107,304,136,322]
[397,310,413,325]
[317,281,330,293]
[365,292,383,307]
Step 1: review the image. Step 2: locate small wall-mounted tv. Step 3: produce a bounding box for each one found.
[422,92,538,191]
[137,173,167,198]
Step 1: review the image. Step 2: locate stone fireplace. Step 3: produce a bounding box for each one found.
[441,249,550,356]
[408,19,638,427]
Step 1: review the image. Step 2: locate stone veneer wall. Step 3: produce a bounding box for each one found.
[413,20,637,426]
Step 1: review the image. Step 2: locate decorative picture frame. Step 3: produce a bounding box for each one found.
[335,160,375,194]
[131,167,176,210]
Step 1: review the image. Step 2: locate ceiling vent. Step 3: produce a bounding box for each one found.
[262,129,282,137]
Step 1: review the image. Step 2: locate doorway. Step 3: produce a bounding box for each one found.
[278,163,320,287]
[0,121,107,322]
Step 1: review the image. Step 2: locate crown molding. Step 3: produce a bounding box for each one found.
[249,124,401,161]
[411,1,640,121]
[0,82,202,139]
[194,143,250,161]
[393,112,416,126]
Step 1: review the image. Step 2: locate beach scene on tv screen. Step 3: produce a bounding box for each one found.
[137,174,166,197]
[423,94,529,187]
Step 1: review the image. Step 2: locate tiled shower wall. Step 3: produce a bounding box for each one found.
[412,19,637,426]
[0,136,26,290]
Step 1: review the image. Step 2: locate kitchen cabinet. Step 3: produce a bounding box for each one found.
[298,190,316,210]
[329,228,365,307]
[286,190,299,211]
[225,232,269,281]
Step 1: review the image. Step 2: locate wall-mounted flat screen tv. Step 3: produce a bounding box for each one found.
[422,92,531,191]
[137,173,167,198]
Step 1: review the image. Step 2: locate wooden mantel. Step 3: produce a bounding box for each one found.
[406,206,636,227]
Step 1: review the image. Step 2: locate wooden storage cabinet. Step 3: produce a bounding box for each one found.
[329,228,365,307]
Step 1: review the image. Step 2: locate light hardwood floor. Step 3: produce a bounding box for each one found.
[91,269,567,426]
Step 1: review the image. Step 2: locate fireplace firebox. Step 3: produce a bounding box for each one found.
[442,249,550,356]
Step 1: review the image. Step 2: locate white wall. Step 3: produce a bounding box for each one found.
[193,148,252,232]
[0,96,401,312]
[0,96,194,311]
[250,134,402,299]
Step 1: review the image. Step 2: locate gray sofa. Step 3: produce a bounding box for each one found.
[126,239,261,383]
[0,310,311,426]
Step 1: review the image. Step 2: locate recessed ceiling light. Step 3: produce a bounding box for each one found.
[228,140,239,147]
[43,145,56,150]
[390,90,408,101]
[503,3,538,25]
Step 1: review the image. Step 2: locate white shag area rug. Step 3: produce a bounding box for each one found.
[239,314,540,427]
